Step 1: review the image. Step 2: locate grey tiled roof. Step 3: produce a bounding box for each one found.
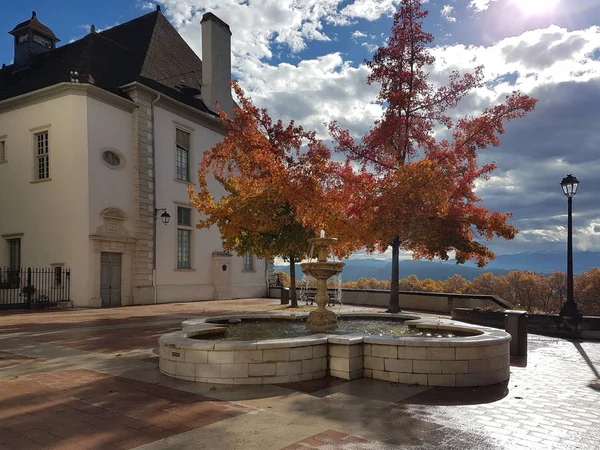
[1,11,213,115]
[9,12,60,41]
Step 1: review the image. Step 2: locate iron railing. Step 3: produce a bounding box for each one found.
[0,267,71,310]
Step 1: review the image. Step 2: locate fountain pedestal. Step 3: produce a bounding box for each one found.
[300,237,345,332]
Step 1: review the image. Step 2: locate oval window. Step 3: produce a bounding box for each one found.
[102,151,121,167]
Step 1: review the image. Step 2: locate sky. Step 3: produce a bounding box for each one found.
[1,0,600,260]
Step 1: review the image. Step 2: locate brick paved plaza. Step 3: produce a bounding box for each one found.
[0,299,599,449]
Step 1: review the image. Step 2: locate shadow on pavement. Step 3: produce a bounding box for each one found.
[572,341,600,391]
[397,382,509,406]
[573,341,600,377]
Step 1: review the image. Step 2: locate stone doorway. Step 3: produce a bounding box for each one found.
[90,208,135,308]
[100,252,122,307]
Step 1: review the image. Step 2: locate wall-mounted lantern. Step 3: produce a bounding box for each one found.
[155,208,171,225]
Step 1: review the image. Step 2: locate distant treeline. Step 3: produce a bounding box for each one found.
[274,269,600,315]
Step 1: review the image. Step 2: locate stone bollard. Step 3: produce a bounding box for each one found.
[281,287,290,305]
[505,310,528,357]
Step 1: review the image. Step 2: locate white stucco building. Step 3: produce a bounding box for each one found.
[0,9,273,308]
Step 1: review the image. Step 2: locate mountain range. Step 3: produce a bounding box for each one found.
[275,251,599,282]
[466,251,598,275]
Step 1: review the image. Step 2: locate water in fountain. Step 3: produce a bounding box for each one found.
[332,272,343,308]
[299,271,316,305]
[298,241,317,305]
[308,243,315,261]
[195,317,469,341]
[324,244,343,309]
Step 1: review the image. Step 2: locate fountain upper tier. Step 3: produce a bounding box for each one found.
[307,236,338,262]
[302,236,344,278]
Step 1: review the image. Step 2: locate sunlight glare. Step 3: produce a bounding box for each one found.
[514,0,559,15]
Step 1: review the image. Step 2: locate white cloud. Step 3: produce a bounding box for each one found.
[352,30,379,50]
[158,0,405,62]
[71,22,121,42]
[348,248,414,260]
[577,221,600,250]
[139,1,157,10]
[441,5,457,22]
[160,0,343,60]
[361,42,379,53]
[340,0,401,21]
[430,25,600,101]
[468,0,497,12]
[236,52,381,136]
[515,218,600,252]
[78,22,120,33]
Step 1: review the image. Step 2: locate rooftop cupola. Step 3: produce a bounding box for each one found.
[9,11,60,66]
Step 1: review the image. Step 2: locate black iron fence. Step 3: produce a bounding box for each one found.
[0,267,71,310]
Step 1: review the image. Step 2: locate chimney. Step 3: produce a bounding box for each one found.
[201,12,233,118]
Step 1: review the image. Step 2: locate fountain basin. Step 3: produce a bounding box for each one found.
[299,261,345,279]
[186,317,471,341]
[158,313,511,387]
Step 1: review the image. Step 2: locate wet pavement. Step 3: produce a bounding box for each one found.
[0,300,598,449]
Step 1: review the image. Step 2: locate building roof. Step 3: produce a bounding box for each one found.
[9,11,60,41]
[0,11,213,115]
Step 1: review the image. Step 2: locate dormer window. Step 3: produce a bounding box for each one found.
[33,34,51,49]
[9,11,59,66]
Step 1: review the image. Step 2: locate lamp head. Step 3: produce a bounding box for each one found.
[160,211,171,225]
[560,174,579,198]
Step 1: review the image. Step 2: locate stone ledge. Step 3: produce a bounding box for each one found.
[329,343,362,358]
[452,307,600,340]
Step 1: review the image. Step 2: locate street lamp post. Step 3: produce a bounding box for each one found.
[559,174,582,319]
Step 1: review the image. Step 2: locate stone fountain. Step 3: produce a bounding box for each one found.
[160,227,512,386]
[300,231,345,332]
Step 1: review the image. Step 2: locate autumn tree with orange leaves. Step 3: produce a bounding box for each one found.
[189,82,364,307]
[331,0,537,312]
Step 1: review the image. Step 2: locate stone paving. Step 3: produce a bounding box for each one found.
[30,324,183,354]
[0,351,39,369]
[0,369,252,449]
[0,299,598,449]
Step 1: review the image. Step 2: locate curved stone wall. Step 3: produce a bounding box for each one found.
[158,313,511,387]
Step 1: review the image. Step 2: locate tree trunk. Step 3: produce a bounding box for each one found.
[388,235,401,313]
[289,255,298,307]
